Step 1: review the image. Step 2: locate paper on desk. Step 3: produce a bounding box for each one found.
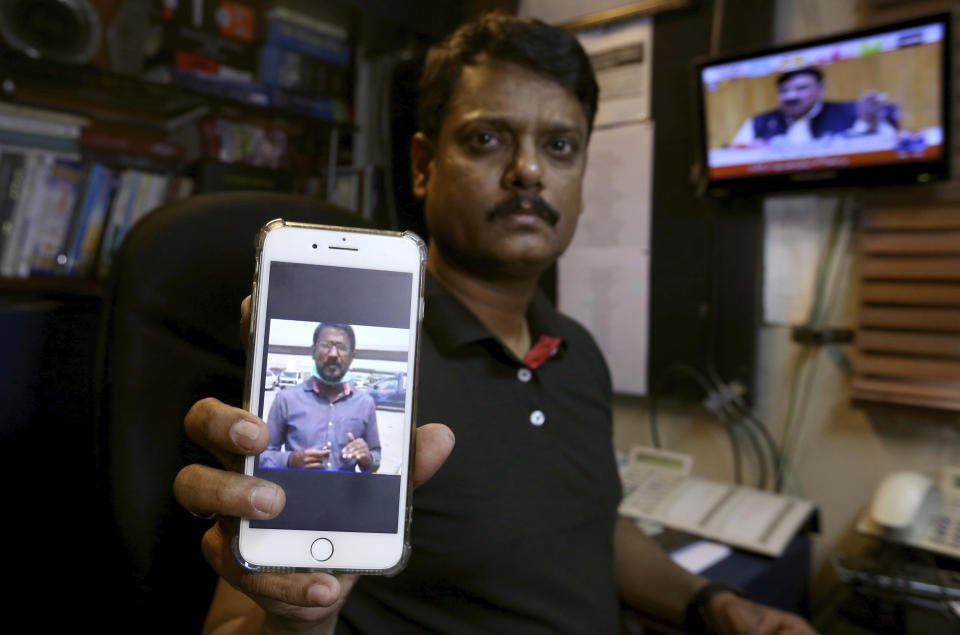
[671,540,732,574]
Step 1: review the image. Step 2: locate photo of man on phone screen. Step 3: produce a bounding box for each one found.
[259,322,381,473]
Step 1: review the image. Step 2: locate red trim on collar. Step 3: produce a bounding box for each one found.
[310,377,352,397]
[523,335,563,369]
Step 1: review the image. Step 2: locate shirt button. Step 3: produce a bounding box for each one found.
[517,368,532,383]
[530,410,545,426]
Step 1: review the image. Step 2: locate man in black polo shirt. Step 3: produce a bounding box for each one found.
[175,13,815,635]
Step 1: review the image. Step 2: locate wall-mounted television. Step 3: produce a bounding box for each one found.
[696,13,951,195]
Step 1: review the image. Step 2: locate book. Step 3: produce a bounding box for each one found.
[165,175,195,203]
[97,169,140,276]
[1,153,54,277]
[0,152,27,263]
[158,23,259,70]
[58,163,117,277]
[259,45,350,97]
[200,118,289,168]
[96,170,175,276]
[265,18,350,66]
[266,7,347,41]
[0,102,90,137]
[24,159,87,275]
[136,173,171,224]
[171,68,271,108]
[0,130,80,154]
[0,111,86,140]
[80,127,186,162]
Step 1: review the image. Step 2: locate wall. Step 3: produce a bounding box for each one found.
[613,0,960,608]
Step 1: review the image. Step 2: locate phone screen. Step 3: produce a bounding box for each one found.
[250,261,414,534]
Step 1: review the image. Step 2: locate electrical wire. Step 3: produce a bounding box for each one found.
[707,382,767,488]
[705,361,783,490]
[649,362,745,485]
[775,195,855,492]
[736,411,768,489]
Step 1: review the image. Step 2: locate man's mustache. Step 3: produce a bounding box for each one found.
[486,195,560,226]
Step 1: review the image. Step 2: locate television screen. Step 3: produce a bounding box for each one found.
[697,14,950,194]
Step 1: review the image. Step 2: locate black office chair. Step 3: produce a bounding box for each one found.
[94,191,372,630]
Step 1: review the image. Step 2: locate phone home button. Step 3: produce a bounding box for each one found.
[310,538,334,562]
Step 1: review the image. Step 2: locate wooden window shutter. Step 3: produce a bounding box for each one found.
[853,204,960,411]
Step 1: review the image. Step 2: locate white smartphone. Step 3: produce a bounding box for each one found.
[235,219,427,574]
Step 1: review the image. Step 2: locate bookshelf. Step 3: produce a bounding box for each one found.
[0,4,364,290]
[0,2,370,455]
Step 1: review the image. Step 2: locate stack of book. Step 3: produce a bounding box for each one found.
[198,118,290,169]
[258,7,351,122]
[155,3,351,123]
[0,106,194,280]
[0,102,87,154]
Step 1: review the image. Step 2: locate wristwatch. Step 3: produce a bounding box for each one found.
[684,581,748,634]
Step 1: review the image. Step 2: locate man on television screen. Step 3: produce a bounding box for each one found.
[730,66,896,146]
[259,322,380,473]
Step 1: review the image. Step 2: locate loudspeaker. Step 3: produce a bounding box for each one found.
[0,0,101,63]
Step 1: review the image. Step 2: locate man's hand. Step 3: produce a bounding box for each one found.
[704,591,817,634]
[289,447,332,470]
[342,433,372,469]
[174,398,454,633]
[856,90,885,132]
[173,298,455,633]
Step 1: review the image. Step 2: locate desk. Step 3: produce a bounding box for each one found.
[622,530,812,634]
[699,532,812,612]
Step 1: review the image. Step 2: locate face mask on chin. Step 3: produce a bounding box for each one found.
[312,364,352,386]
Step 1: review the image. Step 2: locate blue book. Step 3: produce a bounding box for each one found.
[265,19,350,66]
[171,68,271,108]
[260,45,349,97]
[98,170,140,276]
[61,163,117,277]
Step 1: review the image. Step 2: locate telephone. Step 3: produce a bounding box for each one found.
[857,467,960,560]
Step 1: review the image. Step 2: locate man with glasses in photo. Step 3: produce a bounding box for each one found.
[260,322,380,473]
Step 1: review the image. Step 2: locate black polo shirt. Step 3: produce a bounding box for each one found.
[339,275,621,634]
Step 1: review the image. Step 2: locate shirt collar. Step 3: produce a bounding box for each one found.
[424,272,567,359]
[306,377,352,401]
[787,100,823,126]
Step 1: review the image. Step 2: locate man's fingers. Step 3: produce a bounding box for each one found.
[175,464,285,519]
[202,522,345,608]
[184,397,270,465]
[412,423,455,488]
[240,296,252,351]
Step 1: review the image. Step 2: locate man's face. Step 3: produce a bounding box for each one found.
[777,73,824,119]
[412,59,589,281]
[313,326,355,383]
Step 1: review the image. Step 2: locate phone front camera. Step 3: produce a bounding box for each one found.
[312,243,317,249]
